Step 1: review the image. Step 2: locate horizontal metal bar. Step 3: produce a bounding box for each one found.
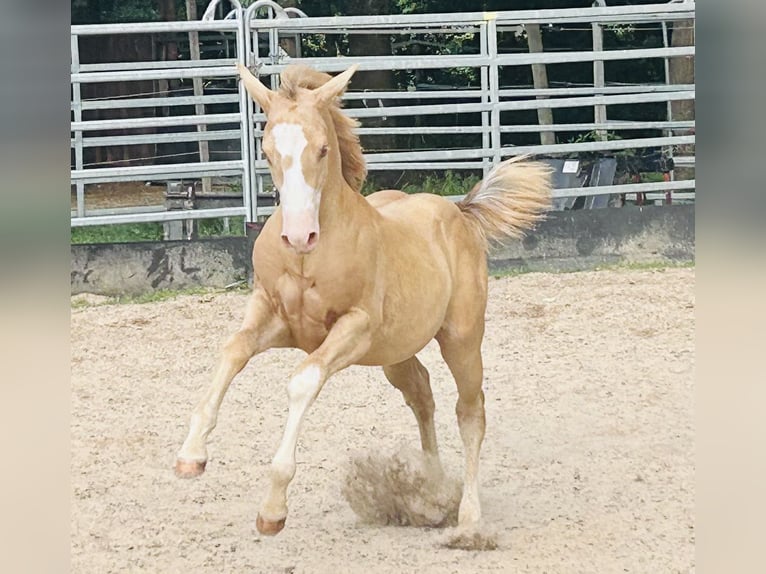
[283,26,482,35]
[74,129,242,148]
[356,121,694,136]
[498,135,695,157]
[242,4,694,30]
[365,148,489,163]
[256,55,489,74]
[551,178,695,199]
[497,83,696,99]
[343,90,482,101]
[500,121,695,133]
[77,58,238,73]
[345,101,489,118]
[71,20,241,35]
[77,94,239,111]
[71,160,244,184]
[494,45,694,66]
[71,206,247,227]
[72,66,237,83]
[254,46,693,75]
[72,47,693,85]
[70,205,166,218]
[366,161,486,171]
[72,113,241,132]
[134,93,693,125]
[497,90,694,112]
[673,156,696,166]
[356,126,485,135]
[69,5,694,39]
[443,178,696,202]
[333,83,698,103]
[362,134,694,163]
[642,192,695,200]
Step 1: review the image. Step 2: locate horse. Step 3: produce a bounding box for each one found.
[175,62,552,538]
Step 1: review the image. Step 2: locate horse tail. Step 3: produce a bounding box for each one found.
[456,155,553,248]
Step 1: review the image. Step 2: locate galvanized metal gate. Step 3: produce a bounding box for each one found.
[70,0,695,231]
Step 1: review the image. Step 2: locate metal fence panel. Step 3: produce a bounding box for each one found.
[70,1,695,229]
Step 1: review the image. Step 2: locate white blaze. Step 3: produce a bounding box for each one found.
[272,123,319,215]
[271,123,321,252]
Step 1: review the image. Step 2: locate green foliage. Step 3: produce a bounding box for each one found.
[70,217,246,245]
[605,24,636,41]
[401,171,481,196]
[360,171,479,197]
[72,0,162,24]
[564,129,640,162]
[71,286,240,308]
[197,216,246,237]
[71,222,164,244]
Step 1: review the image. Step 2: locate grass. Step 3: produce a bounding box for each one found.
[491,259,695,279]
[71,216,246,245]
[71,222,164,244]
[400,171,480,196]
[72,260,694,308]
[593,259,695,272]
[361,171,480,197]
[71,282,249,309]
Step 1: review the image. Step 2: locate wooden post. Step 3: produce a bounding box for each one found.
[187,0,211,195]
[526,24,555,146]
[668,17,695,181]
[592,22,607,141]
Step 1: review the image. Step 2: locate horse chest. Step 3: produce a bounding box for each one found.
[273,274,337,342]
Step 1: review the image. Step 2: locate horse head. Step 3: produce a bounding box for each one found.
[238,63,358,254]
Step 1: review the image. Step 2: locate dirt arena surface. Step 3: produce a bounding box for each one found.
[71,267,694,573]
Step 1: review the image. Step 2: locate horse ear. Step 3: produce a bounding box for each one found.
[312,64,359,105]
[237,63,274,113]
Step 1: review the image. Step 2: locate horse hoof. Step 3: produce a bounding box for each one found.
[175,459,206,478]
[256,514,286,536]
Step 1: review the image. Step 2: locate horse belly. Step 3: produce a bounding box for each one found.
[359,270,451,366]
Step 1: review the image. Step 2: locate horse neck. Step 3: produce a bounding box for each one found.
[317,164,371,237]
[316,117,373,234]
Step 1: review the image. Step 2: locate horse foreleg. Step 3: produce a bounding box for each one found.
[257,308,371,536]
[383,357,443,477]
[437,334,486,530]
[175,288,290,477]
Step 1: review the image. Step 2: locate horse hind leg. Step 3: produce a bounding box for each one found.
[383,356,443,476]
[175,289,290,477]
[436,331,486,529]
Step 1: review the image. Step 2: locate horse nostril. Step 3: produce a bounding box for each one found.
[281,234,291,248]
[306,232,318,248]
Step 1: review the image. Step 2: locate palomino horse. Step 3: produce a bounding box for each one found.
[176,63,552,537]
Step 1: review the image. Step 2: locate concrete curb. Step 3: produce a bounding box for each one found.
[71,205,694,296]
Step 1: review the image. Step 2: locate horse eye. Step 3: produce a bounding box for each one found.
[319,144,329,159]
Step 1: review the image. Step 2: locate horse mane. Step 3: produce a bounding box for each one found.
[278,65,367,192]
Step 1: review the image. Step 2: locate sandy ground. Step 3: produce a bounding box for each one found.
[71,267,694,573]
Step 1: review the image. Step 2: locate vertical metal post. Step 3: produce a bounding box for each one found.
[486,15,501,164]
[71,34,85,218]
[479,22,490,177]
[236,8,255,225]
